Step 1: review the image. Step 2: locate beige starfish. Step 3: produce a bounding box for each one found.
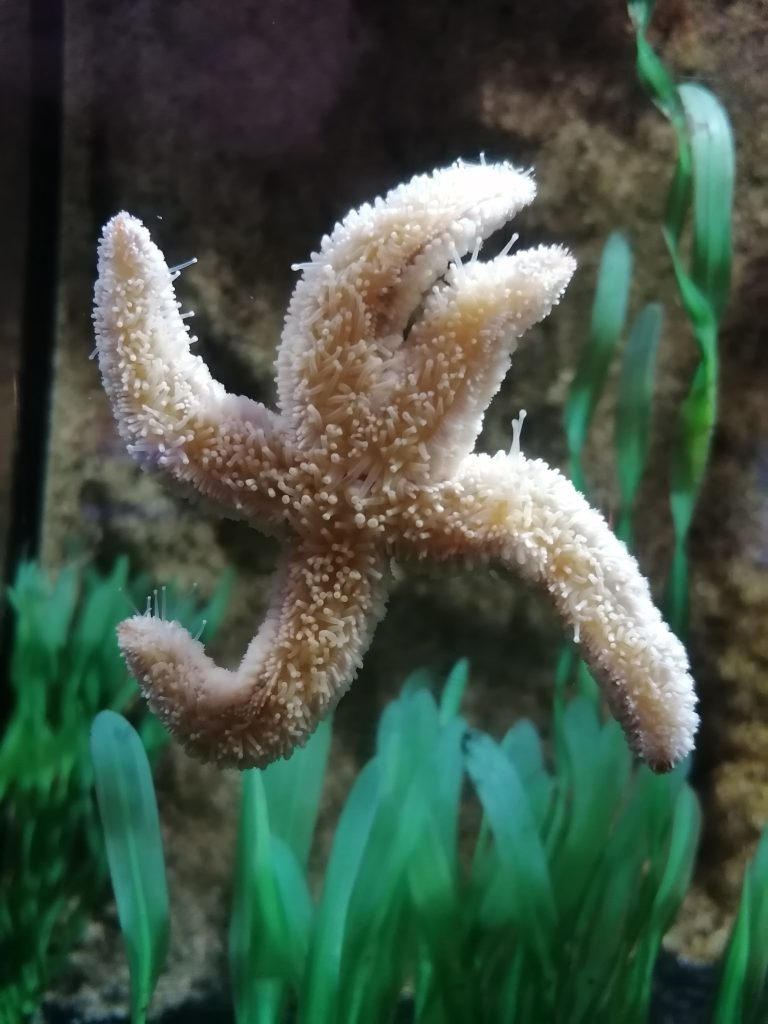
[93,160,698,771]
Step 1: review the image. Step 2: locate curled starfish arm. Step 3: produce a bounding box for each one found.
[117,540,389,767]
[276,161,538,433]
[388,245,576,480]
[94,212,292,525]
[400,452,698,771]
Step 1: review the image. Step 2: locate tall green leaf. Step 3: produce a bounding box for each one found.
[564,232,633,493]
[614,302,663,544]
[715,829,768,1024]
[90,711,169,1024]
[631,0,734,636]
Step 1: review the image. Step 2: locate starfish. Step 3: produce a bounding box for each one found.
[93,160,698,772]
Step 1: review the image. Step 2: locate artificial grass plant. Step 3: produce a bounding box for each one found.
[0,558,231,1022]
[90,710,170,1024]
[713,829,768,1024]
[89,656,757,1024]
[558,0,734,701]
[96,663,768,1023]
[92,663,698,1024]
[629,0,734,636]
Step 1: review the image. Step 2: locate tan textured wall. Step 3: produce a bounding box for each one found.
[41,0,767,1011]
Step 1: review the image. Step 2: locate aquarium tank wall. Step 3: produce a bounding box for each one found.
[1,1,767,1022]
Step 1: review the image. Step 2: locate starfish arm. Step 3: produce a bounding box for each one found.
[276,161,538,444]
[94,213,292,527]
[382,245,575,481]
[399,453,698,771]
[116,540,389,767]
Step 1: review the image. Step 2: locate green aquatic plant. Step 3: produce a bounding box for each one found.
[565,231,664,552]
[714,829,768,1024]
[90,711,170,1024]
[557,0,734,711]
[629,0,734,636]
[564,230,633,500]
[95,664,702,1024]
[0,558,230,1023]
[97,666,768,1023]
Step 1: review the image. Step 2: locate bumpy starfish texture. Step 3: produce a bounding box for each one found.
[93,160,698,771]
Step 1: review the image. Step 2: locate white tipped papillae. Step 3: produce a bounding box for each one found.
[398,453,698,771]
[94,160,697,770]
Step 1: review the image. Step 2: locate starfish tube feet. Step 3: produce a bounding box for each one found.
[118,543,388,767]
[277,160,540,431]
[413,452,698,771]
[93,213,292,529]
[400,245,577,479]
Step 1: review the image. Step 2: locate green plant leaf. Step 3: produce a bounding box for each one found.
[230,767,313,1024]
[301,760,380,1023]
[614,302,663,543]
[564,231,633,493]
[715,828,768,1023]
[439,658,470,722]
[465,732,555,962]
[679,83,734,320]
[261,714,332,867]
[90,711,169,1024]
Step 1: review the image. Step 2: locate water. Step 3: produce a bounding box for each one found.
[2,2,765,1021]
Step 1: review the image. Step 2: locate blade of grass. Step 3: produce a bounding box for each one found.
[230,766,313,1024]
[680,83,734,321]
[714,828,768,1024]
[1,560,230,1020]
[261,715,331,867]
[549,706,631,926]
[343,780,425,1024]
[407,785,472,1024]
[90,711,169,1024]
[614,302,663,545]
[439,658,470,722]
[564,231,633,494]
[465,732,555,967]
[501,721,553,829]
[628,785,701,1012]
[342,691,444,1012]
[300,760,381,1023]
[631,0,734,636]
